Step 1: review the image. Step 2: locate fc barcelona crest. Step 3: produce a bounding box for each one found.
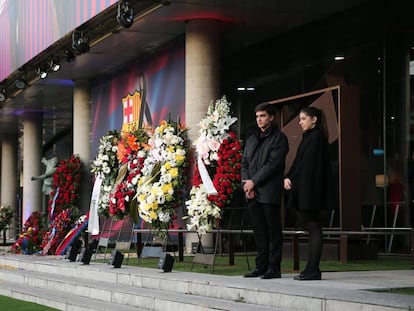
[121,74,153,132]
[121,90,142,132]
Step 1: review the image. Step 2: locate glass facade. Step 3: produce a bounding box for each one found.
[223,0,414,252]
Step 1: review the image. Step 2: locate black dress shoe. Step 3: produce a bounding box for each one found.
[244,268,265,278]
[293,272,321,281]
[261,269,281,279]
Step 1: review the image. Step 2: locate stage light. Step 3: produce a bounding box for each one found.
[0,90,5,102]
[108,250,124,268]
[64,49,75,62]
[117,1,134,29]
[66,238,82,262]
[158,253,174,272]
[49,57,61,72]
[37,65,48,79]
[72,31,90,54]
[14,78,27,89]
[80,248,93,265]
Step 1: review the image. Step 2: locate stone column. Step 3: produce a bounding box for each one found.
[185,19,220,253]
[22,112,43,224]
[73,80,92,214]
[1,137,17,238]
[185,19,220,142]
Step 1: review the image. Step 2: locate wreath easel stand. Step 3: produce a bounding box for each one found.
[191,219,221,274]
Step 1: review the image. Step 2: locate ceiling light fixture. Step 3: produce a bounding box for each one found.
[237,86,255,92]
[0,89,6,102]
[37,65,48,79]
[72,31,90,54]
[117,1,134,29]
[49,57,61,72]
[64,49,75,62]
[334,55,345,61]
[14,78,27,89]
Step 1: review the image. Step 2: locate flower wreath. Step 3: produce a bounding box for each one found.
[134,119,188,232]
[40,207,80,255]
[41,154,82,254]
[108,129,149,220]
[0,203,13,232]
[90,130,121,218]
[185,96,242,235]
[11,211,46,254]
[48,154,82,216]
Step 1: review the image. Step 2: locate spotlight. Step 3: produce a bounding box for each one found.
[49,57,60,72]
[80,248,93,265]
[158,253,174,272]
[66,238,82,262]
[64,49,75,62]
[117,1,134,29]
[14,78,27,89]
[36,65,48,79]
[108,250,124,268]
[72,31,90,54]
[0,90,5,102]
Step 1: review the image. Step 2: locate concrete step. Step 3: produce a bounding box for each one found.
[0,258,289,311]
[1,255,304,310]
[1,254,414,311]
[0,280,147,311]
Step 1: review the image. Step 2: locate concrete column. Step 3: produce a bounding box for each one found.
[185,19,220,253]
[1,138,17,238]
[73,80,92,214]
[185,19,220,141]
[22,112,43,224]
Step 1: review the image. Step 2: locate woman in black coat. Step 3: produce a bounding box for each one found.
[284,106,331,281]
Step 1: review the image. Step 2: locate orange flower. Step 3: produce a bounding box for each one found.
[117,142,126,161]
[126,134,136,147]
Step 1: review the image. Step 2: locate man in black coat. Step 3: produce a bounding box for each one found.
[242,103,288,279]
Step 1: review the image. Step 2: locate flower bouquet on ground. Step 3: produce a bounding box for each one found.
[134,118,189,234]
[90,130,121,218]
[11,211,47,254]
[108,128,149,220]
[185,96,242,235]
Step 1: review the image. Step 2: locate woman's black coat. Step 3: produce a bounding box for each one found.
[286,127,332,211]
[241,125,289,205]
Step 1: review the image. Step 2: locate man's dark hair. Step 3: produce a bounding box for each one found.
[254,103,275,116]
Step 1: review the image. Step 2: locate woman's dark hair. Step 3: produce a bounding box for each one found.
[255,102,275,116]
[300,106,328,139]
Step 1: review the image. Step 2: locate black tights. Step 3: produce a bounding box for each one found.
[297,212,323,275]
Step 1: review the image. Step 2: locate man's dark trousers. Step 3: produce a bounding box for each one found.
[248,200,283,272]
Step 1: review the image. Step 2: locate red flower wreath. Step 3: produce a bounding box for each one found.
[40,208,79,255]
[11,211,46,254]
[48,154,82,216]
[42,154,82,254]
[193,131,242,209]
[109,157,145,219]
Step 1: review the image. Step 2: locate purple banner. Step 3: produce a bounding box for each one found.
[0,0,117,81]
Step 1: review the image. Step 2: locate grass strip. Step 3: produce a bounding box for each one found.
[0,295,58,310]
